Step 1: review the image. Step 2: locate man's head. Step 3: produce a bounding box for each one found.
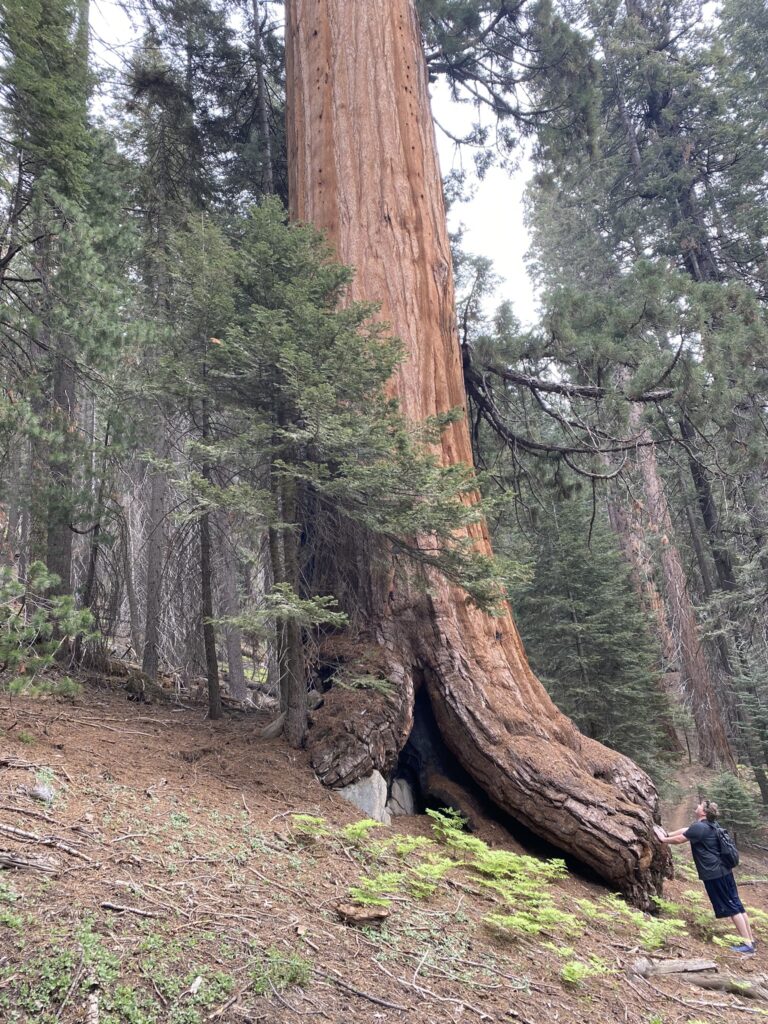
[696,799,719,822]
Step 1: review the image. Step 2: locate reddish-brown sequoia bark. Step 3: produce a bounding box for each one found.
[286,0,666,904]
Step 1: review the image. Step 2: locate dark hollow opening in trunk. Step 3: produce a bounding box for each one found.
[394,683,606,889]
[394,684,487,822]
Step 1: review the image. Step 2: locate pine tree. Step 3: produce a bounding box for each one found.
[511,494,671,776]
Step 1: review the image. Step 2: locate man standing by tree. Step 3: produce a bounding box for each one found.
[659,800,755,953]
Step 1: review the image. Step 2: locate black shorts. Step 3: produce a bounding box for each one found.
[703,873,745,918]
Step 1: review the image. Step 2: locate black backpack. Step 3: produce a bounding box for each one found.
[709,821,740,869]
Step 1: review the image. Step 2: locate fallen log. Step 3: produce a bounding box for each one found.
[631,958,719,977]
[0,849,59,873]
[687,974,768,1001]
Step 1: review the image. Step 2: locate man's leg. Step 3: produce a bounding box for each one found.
[731,912,754,945]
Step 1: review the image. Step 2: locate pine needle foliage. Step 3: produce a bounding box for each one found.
[510,495,671,776]
[201,199,522,614]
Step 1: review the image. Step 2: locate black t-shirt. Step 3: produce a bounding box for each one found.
[684,820,728,880]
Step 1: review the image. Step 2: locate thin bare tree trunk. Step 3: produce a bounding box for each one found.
[142,456,167,681]
[286,0,666,905]
[200,397,222,719]
[606,490,685,754]
[633,424,735,768]
[121,511,143,661]
[217,517,248,701]
[251,0,274,195]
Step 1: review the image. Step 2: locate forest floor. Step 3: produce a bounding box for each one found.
[2,681,768,1024]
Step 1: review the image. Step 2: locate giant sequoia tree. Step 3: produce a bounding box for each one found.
[285,0,666,904]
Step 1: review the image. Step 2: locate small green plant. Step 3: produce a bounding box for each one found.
[290,814,330,841]
[340,819,384,845]
[408,856,457,898]
[560,957,608,985]
[426,807,474,844]
[17,730,34,744]
[639,916,687,950]
[650,894,684,917]
[745,905,768,929]
[541,942,575,958]
[389,835,434,858]
[250,946,312,995]
[485,911,547,939]
[0,563,94,695]
[576,897,615,923]
[348,871,406,907]
[0,880,18,905]
[473,847,567,883]
[0,907,23,929]
[334,671,395,697]
[669,849,698,881]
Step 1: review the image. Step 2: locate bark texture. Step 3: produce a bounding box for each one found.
[608,403,735,768]
[286,0,667,904]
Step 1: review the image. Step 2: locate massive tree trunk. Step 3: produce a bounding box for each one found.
[285,0,666,905]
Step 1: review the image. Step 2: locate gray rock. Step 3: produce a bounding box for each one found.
[28,784,55,804]
[337,770,391,824]
[386,778,415,817]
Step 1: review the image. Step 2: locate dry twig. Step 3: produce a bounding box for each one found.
[315,967,410,1012]
[0,849,58,873]
[0,822,94,863]
[100,901,161,918]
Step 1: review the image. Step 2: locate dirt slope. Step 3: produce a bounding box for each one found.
[1,682,767,1024]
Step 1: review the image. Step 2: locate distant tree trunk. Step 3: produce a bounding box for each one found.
[606,489,684,754]
[251,0,274,195]
[200,397,222,720]
[142,455,167,681]
[286,0,666,905]
[680,417,738,594]
[218,517,248,701]
[46,0,90,596]
[121,511,143,661]
[634,426,735,768]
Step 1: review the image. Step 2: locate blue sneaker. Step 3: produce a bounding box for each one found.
[730,943,756,954]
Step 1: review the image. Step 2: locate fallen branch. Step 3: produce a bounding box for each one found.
[374,960,492,1019]
[688,974,768,1001]
[0,822,94,863]
[113,878,189,919]
[0,758,65,776]
[315,967,410,1012]
[55,952,85,1022]
[58,718,155,738]
[100,901,161,919]
[637,971,768,1015]
[631,958,718,977]
[207,984,251,1021]
[0,803,55,824]
[85,990,99,1024]
[0,849,58,873]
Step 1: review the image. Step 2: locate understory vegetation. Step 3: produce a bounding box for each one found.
[0,702,764,1024]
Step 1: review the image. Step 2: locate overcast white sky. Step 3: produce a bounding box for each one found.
[89,1,538,326]
[431,82,538,325]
